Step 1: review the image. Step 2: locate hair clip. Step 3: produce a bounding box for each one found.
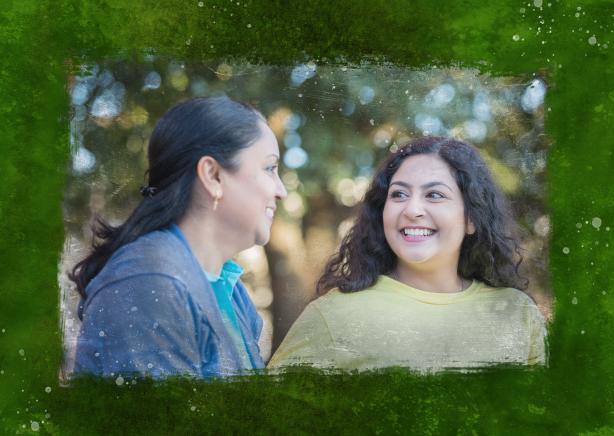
[139,185,158,197]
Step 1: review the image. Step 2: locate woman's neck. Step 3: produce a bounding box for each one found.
[176,212,236,275]
[392,266,467,293]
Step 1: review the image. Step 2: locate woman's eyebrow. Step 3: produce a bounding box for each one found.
[390,180,454,192]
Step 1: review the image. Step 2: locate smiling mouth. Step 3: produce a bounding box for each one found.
[400,227,436,241]
[265,207,275,220]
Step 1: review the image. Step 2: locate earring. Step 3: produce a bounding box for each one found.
[212,190,221,211]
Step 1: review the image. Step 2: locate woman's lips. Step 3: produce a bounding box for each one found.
[399,228,437,242]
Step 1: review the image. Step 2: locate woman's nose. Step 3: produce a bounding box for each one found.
[275,176,288,200]
[402,197,425,218]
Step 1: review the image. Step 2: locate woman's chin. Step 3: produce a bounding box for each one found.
[254,230,272,247]
[396,253,435,268]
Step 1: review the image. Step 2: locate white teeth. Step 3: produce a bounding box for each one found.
[265,208,275,219]
[402,228,434,236]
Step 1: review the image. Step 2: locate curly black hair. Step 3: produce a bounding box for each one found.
[316,136,528,294]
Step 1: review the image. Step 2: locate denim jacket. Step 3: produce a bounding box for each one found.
[73,226,264,378]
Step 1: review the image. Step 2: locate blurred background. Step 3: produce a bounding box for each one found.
[59,58,551,373]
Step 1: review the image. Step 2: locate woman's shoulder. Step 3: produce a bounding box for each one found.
[307,278,403,320]
[475,281,544,317]
[109,229,188,270]
[477,281,536,302]
[313,286,382,306]
[85,228,192,297]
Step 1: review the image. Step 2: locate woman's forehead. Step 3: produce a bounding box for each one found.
[238,123,280,160]
[392,154,456,184]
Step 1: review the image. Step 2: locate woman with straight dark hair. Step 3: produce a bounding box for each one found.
[269,136,546,372]
[72,96,287,378]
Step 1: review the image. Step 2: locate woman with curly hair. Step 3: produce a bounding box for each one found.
[269,136,546,372]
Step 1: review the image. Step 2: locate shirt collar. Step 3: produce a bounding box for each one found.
[169,223,243,288]
[203,260,243,289]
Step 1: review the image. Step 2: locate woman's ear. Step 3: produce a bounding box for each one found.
[466,219,476,235]
[196,156,223,201]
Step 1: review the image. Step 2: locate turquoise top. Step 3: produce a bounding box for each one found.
[203,260,254,369]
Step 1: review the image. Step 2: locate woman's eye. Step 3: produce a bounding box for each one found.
[427,191,445,199]
[390,190,408,199]
[266,165,278,174]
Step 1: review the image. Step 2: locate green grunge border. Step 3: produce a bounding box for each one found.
[1,0,613,434]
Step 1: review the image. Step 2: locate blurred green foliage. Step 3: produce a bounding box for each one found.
[63,59,551,340]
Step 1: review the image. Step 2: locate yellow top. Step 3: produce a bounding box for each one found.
[268,276,546,372]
